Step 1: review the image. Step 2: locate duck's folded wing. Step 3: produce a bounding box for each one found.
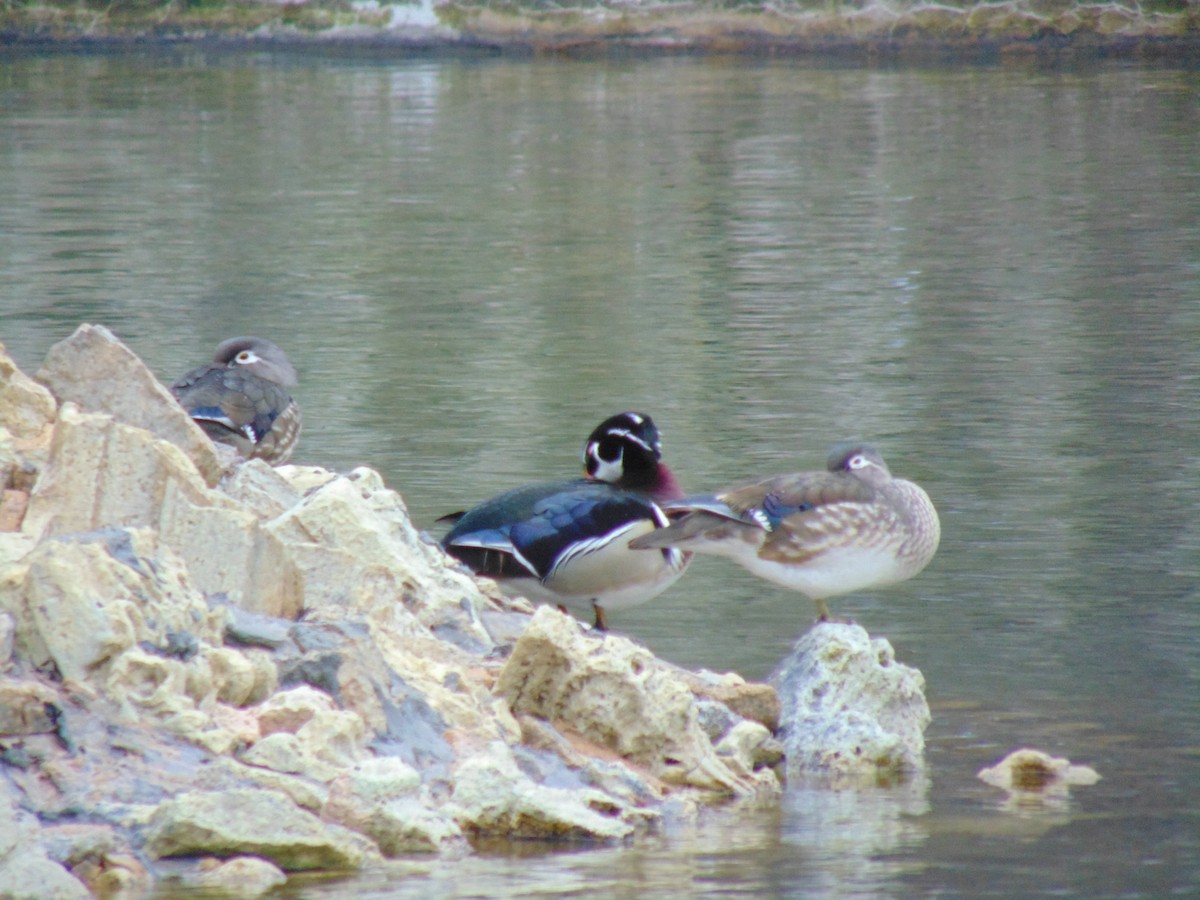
[631,471,880,549]
[511,489,667,577]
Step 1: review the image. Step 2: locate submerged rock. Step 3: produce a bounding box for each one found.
[978,747,1100,797]
[181,855,288,897]
[771,622,930,781]
[0,326,791,892]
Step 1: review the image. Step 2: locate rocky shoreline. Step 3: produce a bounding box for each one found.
[1,325,928,897]
[1,1,1197,58]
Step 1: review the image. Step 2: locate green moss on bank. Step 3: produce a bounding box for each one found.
[1,0,1197,52]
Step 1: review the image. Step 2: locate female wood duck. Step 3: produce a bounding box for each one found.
[440,412,689,631]
[630,443,940,622]
[171,336,301,466]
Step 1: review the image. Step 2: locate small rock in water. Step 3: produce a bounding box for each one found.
[770,621,930,781]
[185,855,288,897]
[978,747,1100,794]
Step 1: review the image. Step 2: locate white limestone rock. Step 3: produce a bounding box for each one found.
[197,758,330,813]
[144,788,381,871]
[446,741,642,842]
[0,850,90,900]
[0,342,57,444]
[241,708,368,784]
[254,684,339,736]
[267,467,494,645]
[184,856,288,897]
[771,622,930,780]
[220,458,306,520]
[0,784,90,900]
[322,757,465,856]
[22,403,302,619]
[498,606,762,796]
[36,822,151,898]
[0,534,35,572]
[715,719,781,779]
[0,526,277,754]
[0,335,798,890]
[0,526,221,681]
[23,403,212,538]
[0,611,14,672]
[0,341,56,501]
[34,323,225,485]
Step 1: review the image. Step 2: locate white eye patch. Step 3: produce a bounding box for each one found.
[587,443,626,483]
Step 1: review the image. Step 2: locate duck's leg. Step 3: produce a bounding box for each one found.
[591,602,609,632]
[814,598,831,622]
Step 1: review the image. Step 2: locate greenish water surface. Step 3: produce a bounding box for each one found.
[2,48,1198,896]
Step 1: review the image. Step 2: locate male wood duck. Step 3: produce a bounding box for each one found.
[440,411,689,631]
[171,336,301,465]
[630,443,940,622]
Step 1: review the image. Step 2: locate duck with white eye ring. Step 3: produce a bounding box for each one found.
[171,336,301,466]
[630,443,940,624]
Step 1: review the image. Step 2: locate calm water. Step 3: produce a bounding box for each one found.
[2,47,1198,896]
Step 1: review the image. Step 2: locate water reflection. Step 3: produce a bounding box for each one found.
[2,50,1199,895]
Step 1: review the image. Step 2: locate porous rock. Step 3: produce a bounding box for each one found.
[715,719,784,778]
[220,458,306,519]
[0,328,788,891]
[771,622,930,780]
[0,526,221,682]
[0,490,30,533]
[240,708,368,783]
[0,525,280,756]
[22,403,208,536]
[267,467,493,644]
[144,788,379,871]
[322,757,465,856]
[498,606,755,795]
[514,713,665,806]
[446,741,644,841]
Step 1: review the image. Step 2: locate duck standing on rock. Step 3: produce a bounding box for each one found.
[440,412,690,631]
[171,336,301,465]
[630,443,940,623]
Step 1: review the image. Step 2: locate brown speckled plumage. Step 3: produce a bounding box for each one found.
[631,443,939,622]
[171,337,301,465]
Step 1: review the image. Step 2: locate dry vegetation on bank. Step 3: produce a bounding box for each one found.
[1,0,1197,55]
